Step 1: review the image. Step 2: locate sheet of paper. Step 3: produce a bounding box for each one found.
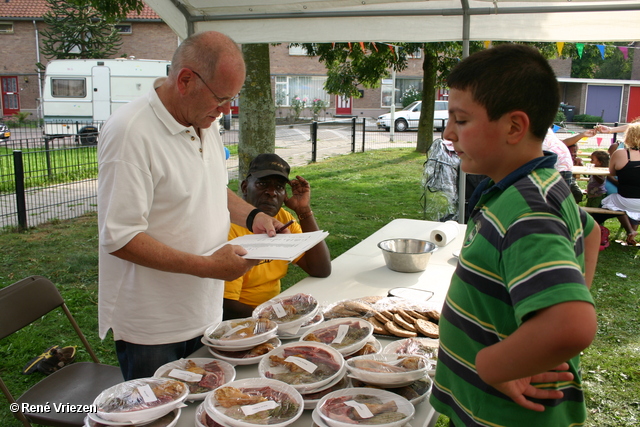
[210,230,329,261]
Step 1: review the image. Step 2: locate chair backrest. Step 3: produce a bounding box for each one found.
[0,275,99,360]
[0,276,65,340]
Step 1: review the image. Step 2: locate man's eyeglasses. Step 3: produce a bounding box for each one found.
[190,69,238,106]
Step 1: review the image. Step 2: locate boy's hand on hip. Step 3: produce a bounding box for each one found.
[489,362,574,412]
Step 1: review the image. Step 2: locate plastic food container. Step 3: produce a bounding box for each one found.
[346,354,429,387]
[208,337,281,366]
[85,408,181,427]
[301,374,350,410]
[278,312,324,339]
[93,378,188,424]
[382,338,439,361]
[300,317,374,356]
[253,293,319,336]
[350,376,433,406]
[204,378,304,427]
[317,387,414,427]
[344,336,382,360]
[258,341,346,394]
[153,358,235,401]
[203,318,278,351]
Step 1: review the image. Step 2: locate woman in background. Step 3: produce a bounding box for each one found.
[601,123,640,246]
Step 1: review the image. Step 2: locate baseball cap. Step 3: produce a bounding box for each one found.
[247,153,290,180]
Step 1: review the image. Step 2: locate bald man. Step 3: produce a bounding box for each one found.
[97,31,285,379]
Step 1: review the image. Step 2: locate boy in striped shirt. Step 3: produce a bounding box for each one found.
[429,44,600,427]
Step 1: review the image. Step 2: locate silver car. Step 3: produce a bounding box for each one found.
[377,100,449,132]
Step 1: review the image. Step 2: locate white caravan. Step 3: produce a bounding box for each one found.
[42,58,170,144]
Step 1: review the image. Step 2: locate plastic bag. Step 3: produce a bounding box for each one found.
[422,138,460,221]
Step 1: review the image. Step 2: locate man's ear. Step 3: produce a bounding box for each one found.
[240,180,248,198]
[176,68,194,95]
[505,111,530,145]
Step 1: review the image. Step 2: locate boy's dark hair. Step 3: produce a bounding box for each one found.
[447,43,560,140]
[591,150,610,167]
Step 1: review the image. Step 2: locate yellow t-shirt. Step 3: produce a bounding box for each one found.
[224,209,304,307]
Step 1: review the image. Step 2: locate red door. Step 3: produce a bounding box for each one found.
[1,76,20,116]
[335,96,352,116]
[627,86,640,123]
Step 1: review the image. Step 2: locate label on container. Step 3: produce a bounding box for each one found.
[332,324,350,344]
[137,384,158,403]
[241,400,280,416]
[272,303,287,318]
[168,368,202,383]
[345,401,374,418]
[284,356,317,373]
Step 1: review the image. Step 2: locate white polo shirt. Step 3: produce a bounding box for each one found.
[98,78,229,345]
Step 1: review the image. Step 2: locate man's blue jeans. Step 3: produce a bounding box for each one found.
[115,336,204,380]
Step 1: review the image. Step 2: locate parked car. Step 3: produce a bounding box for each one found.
[376,100,449,132]
[0,121,10,141]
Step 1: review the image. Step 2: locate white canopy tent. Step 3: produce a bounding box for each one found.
[144,0,640,43]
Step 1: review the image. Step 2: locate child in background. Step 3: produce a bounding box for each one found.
[585,150,609,208]
[568,144,584,203]
[429,44,599,427]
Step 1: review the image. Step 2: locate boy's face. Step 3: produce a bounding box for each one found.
[443,88,512,182]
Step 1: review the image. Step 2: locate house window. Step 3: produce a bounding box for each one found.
[407,49,422,59]
[275,75,329,107]
[115,24,132,34]
[51,78,86,98]
[380,78,423,107]
[0,22,14,34]
[288,45,309,56]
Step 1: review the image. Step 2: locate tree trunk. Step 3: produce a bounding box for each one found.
[416,46,438,154]
[238,44,276,181]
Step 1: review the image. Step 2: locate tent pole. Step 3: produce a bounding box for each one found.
[458,0,470,223]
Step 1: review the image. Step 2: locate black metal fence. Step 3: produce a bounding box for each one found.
[1,117,423,231]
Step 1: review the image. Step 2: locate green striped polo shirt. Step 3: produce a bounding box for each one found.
[430,153,595,427]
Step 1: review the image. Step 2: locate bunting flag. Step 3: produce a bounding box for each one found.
[618,46,629,60]
[360,42,366,52]
[556,42,565,56]
[389,45,395,56]
[348,42,352,52]
[597,44,606,59]
[483,41,491,48]
[371,42,378,52]
[577,43,585,58]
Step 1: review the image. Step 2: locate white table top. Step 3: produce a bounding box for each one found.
[176,219,466,427]
[572,165,611,176]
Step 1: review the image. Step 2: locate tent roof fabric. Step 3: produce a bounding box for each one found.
[144,0,640,43]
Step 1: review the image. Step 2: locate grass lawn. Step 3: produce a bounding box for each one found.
[1,148,639,427]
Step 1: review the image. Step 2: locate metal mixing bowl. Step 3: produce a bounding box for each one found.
[377,239,437,273]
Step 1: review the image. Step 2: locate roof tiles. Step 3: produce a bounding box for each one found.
[0,0,160,19]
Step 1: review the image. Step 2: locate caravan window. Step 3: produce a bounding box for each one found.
[52,78,86,98]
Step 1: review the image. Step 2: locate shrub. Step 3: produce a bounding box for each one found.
[554,111,566,123]
[574,114,603,129]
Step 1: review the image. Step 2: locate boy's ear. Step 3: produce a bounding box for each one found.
[505,111,530,145]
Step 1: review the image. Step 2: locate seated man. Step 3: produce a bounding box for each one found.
[223,154,331,320]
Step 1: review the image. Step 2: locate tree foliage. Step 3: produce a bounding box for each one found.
[70,0,144,21]
[41,0,123,59]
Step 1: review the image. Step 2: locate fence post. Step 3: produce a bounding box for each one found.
[13,150,28,231]
[44,138,53,180]
[311,121,318,163]
[361,118,366,152]
[351,117,356,153]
